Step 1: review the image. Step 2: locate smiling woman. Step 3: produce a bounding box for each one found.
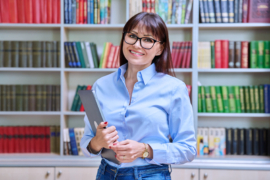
[80,12,196,180]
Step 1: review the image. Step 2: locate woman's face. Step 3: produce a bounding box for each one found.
[122,25,163,68]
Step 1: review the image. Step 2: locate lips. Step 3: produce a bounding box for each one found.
[129,50,144,56]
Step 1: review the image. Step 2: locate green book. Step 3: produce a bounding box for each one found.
[4,41,12,67]
[76,85,87,111]
[205,86,213,112]
[228,86,236,113]
[254,86,260,113]
[221,86,229,113]
[249,86,256,113]
[42,85,47,111]
[234,86,241,113]
[23,85,29,111]
[0,41,3,67]
[76,42,86,68]
[210,86,218,112]
[1,85,7,111]
[6,85,11,111]
[93,43,100,67]
[210,41,215,68]
[32,41,42,67]
[198,86,202,112]
[264,41,270,68]
[71,85,82,111]
[239,86,245,113]
[90,43,98,68]
[11,41,19,67]
[244,86,251,113]
[250,41,257,68]
[201,86,207,113]
[11,85,16,111]
[99,43,107,68]
[257,41,264,68]
[36,85,43,111]
[80,42,90,68]
[216,86,224,113]
[259,85,265,113]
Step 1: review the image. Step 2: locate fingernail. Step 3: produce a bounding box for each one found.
[113,143,117,145]
[115,155,116,157]
[104,122,108,124]
[109,146,111,149]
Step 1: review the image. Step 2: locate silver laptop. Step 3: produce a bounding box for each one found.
[78,90,120,165]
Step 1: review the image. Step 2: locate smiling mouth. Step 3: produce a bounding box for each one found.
[129,50,144,56]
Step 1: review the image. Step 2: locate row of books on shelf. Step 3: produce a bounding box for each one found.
[70,84,191,112]
[0,41,60,68]
[64,0,111,24]
[198,85,270,113]
[63,128,84,156]
[199,0,270,23]
[0,126,60,154]
[0,85,60,112]
[171,41,192,68]
[197,127,270,156]
[65,41,120,68]
[130,0,193,24]
[198,40,270,69]
[0,0,60,24]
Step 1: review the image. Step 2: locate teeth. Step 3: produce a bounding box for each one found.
[130,50,143,55]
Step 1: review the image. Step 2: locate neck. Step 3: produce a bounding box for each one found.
[124,63,151,81]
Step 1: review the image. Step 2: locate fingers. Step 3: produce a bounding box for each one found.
[105,126,117,133]
[98,122,108,129]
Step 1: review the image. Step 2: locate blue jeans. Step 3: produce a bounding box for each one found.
[96,159,172,180]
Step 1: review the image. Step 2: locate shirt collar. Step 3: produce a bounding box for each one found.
[117,63,157,85]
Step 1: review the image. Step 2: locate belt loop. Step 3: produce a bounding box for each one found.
[101,160,108,175]
[134,167,139,180]
[113,168,119,180]
[169,164,172,175]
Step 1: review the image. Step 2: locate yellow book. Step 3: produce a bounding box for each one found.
[102,42,112,68]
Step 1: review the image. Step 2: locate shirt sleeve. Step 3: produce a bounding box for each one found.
[146,82,197,165]
[80,114,103,157]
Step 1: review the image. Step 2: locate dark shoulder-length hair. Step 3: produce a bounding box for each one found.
[119,12,175,77]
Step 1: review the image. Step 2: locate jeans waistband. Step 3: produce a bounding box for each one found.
[100,159,170,177]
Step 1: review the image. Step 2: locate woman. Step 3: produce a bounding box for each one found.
[80,12,196,180]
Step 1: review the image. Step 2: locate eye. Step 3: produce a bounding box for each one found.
[129,34,137,39]
[143,38,154,43]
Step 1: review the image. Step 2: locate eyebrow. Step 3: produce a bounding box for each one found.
[131,31,153,38]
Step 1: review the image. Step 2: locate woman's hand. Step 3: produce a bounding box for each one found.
[90,122,119,152]
[110,140,145,163]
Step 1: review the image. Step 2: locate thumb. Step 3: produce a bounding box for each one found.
[98,121,108,129]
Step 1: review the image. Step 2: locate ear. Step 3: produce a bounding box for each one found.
[156,43,164,56]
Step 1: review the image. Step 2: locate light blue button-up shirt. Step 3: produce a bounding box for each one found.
[80,63,197,168]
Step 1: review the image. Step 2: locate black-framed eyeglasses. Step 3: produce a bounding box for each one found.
[123,31,163,50]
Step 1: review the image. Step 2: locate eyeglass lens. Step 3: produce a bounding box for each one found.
[124,32,155,49]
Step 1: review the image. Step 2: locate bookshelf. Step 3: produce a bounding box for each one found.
[1,0,270,169]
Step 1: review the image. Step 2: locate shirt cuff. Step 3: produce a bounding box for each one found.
[80,138,102,157]
[145,143,167,165]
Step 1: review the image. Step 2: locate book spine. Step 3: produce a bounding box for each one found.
[244,129,252,155]
[228,86,236,113]
[242,0,248,23]
[228,0,234,23]
[11,41,19,67]
[220,0,228,23]
[214,40,222,68]
[232,128,238,154]
[234,0,239,23]
[238,0,243,22]
[69,128,79,155]
[250,41,257,68]
[254,86,260,113]
[221,40,229,68]
[225,128,231,155]
[216,86,224,112]
[241,41,249,68]
[71,42,81,67]
[249,86,256,113]
[234,41,241,68]
[72,0,77,24]
[205,86,213,112]
[257,41,264,68]
[228,41,235,68]
[76,0,80,23]
[222,86,229,112]
[264,41,270,68]
[252,128,259,155]
[264,85,269,113]
[203,0,209,23]
[201,86,207,112]
[198,86,202,112]
[234,86,241,113]
[213,0,222,23]
[0,41,3,67]
[259,85,264,113]
[210,41,215,68]
[237,128,244,155]
[207,0,215,23]
[244,86,251,113]
[67,42,76,67]
[184,0,193,24]
[199,0,205,23]
[210,86,218,112]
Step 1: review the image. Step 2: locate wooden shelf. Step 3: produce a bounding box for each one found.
[198,113,270,118]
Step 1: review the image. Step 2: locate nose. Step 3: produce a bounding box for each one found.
[133,38,142,48]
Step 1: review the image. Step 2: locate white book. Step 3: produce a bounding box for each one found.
[203,128,209,155]
[85,42,95,68]
[177,0,183,24]
[219,127,226,156]
[214,128,220,156]
[74,127,84,156]
[208,127,215,156]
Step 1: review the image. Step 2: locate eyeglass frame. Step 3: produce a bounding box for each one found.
[123,31,163,50]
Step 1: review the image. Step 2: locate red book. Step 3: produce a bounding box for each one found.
[79,0,84,24]
[186,85,192,98]
[221,40,229,68]
[106,46,116,68]
[241,41,249,68]
[242,0,249,23]
[113,46,120,68]
[175,42,183,68]
[52,0,58,23]
[80,85,92,111]
[9,0,18,23]
[83,0,87,24]
[76,0,79,23]
[185,41,192,68]
[25,126,31,153]
[0,127,3,153]
[32,0,41,23]
[142,0,146,12]
[214,40,222,68]
[0,0,10,23]
[151,0,155,13]
[14,127,20,153]
[40,0,47,23]
[3,127,8,153]
[8,127,15,153]
[19,126,26,153]
[30,126,35,152]
[181,42,189,68]
[146,0,151,13]
[40,127,46,153]
[173,42,181,68]
[17,0,25,23]
[45,126,50,153]
[57,0,60,23]
[25,0,33,23]
[47,0,52,23]
[171,42,177,67]
[248,0,270,23]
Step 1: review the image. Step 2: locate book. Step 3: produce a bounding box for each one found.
[210,86,218,112]
[264,41,270,68]
[248,0,270,23]
[221,86,229,113]
[250,41,257,68]
[241,41,249,68]
[69,128,79,155]
[205,86,213,112]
